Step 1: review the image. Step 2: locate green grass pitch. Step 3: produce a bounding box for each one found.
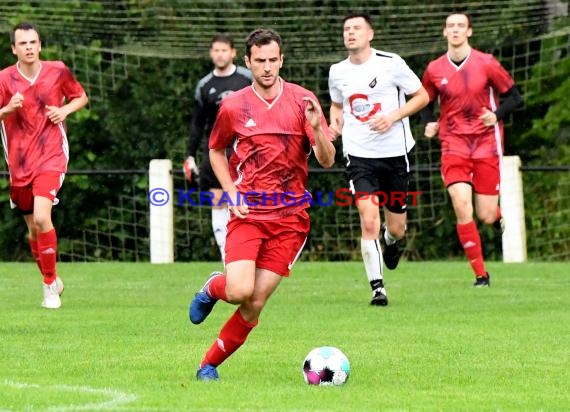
[0,261,568,411]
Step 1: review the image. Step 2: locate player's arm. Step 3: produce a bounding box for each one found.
[208,106,233,192]
[188,99,207,159]
[392,86,430,122]
[480,85,523,126]
[369,56,430,133]
[420,68,439,138]
[184,105,205,182]
[209,106,249,218]
[210,147,248,218]
[0,92,24,120]
[45,65,88,123]
[495,86,523,120]
[480,57,523,126]
[327,66,343,140]
[329,102,343,140]
[368,86,430,133]
[420,102,439,138]
[304,96,335,168]
[419,102,437,123]
[185,89,207,181]
[209,148,234,194]
[45,92,88,124]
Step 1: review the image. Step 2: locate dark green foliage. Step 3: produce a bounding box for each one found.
[0,1,567,261]
[513,18,570,260]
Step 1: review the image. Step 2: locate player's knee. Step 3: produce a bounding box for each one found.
[226,284,253,304]
[452,202,473,221]
[32,214,52,232]
[477,210,496,225]
[387,223,406,239]
[360,217,379,236]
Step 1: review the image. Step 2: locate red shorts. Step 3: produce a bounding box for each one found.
[441,155,500,195]
[10,172,65,214]
[225,210,310,277]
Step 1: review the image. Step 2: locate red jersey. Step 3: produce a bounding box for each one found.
[0,61,85,186]
[422,48,514,159]
[209,79,329,220]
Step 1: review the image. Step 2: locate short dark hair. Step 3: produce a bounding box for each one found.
[446,12,472,28]
[342,12,374,30]
[245,28,282,59]
[210,33,234,49]
[11,22,41,45]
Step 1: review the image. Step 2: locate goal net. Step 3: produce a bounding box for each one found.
[0,0,567,262]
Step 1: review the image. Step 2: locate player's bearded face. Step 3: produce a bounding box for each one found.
[12,29,41,64]
[210,42,236,70]
[246,42,283,89]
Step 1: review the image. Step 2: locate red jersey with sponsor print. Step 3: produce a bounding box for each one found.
[209,78,329,220]
[0,61,85,186]
[422,48,514,159]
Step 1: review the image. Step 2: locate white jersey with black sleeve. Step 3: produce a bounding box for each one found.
[329,49,422,159]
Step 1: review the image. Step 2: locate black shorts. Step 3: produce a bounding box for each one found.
[345,153,411,214]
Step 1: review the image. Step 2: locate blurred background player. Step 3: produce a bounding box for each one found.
[189,28,335,381]
[0,22,88,308]
[328,12,429,306]
[183,33,252,262]
[421,12,522,287]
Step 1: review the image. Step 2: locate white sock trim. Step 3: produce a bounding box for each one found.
[384,229,398,246]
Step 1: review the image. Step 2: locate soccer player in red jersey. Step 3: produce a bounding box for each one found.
[0,22,88,308]
[189,28,336,381]
[421,13,522,287]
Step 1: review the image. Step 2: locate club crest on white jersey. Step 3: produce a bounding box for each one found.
[349,94,381,122]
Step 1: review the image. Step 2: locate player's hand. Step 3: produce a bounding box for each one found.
[229,204,249,219]
[183,156,200,182]
[45,105,69,124]
[302,96,323,130]
[368,112,396,133]
[479,108,497,126]
[228,191,249,219]
[5,92,24,113]
[424,122,439,138]
[328,117,342,141]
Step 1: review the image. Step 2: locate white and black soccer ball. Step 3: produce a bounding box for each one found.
[302,346,350,386]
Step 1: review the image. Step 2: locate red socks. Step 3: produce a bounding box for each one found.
[201,309,257,368]
[456,221,487,277]
[28,237,43,274]
[36,229,58,285]
[208,274,228,301]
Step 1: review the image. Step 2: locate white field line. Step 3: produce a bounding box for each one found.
[2,380,137,411]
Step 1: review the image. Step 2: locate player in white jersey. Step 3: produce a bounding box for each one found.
[329,12,429,306]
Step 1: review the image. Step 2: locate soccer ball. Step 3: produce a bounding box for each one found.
[302,346,350,386]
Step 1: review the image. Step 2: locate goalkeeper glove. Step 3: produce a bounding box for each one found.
[183,156,199,182]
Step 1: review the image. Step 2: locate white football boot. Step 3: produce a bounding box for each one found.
[54,276,65,295]
[42,279,62,309]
